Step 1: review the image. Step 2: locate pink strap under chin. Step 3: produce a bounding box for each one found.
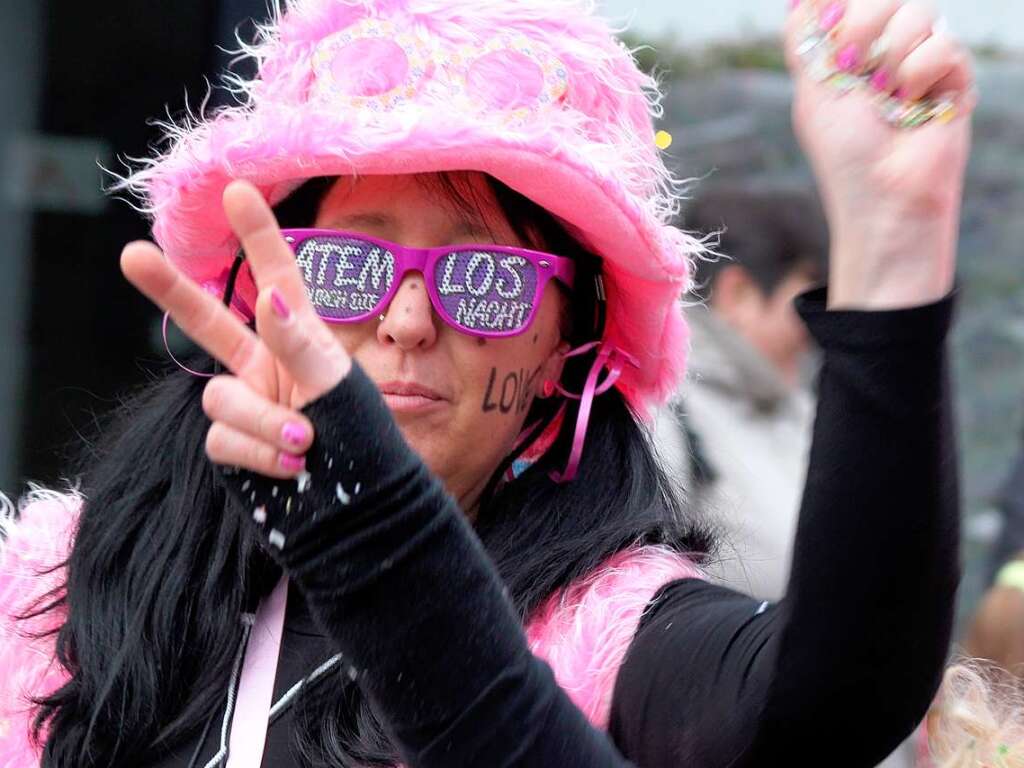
[550,342,638,483]
[227,576,288,767]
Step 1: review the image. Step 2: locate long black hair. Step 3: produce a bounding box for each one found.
[29,174,713,767]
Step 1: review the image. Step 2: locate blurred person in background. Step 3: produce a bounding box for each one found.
[922,662,1024,767]
[963,438,1024,677]
[965,565,1024,679]
[673,187,829,601]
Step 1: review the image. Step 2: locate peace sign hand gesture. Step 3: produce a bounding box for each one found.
[121,181,352,479]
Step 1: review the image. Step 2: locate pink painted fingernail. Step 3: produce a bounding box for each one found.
[836,43,859,72]
[271,288,291,321]
[279,452,306,472]
[820,1,845,31]
[870,68,890,92]
[282,422,309,447]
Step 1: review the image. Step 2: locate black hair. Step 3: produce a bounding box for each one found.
[29,174,713,767]
[685,186,829,300]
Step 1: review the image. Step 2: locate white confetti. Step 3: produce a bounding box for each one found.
[349,460,354,470]
[347,667,359,681]
[250,491,256,503]
[272,486,279,498]
[336,483,351,505]
[268,529,286,549]
[327,457,334,469]
[286,497,293,515]
[253,506,267,524]
[354,482,361,495]
[297,471,312,493]
[241,480,251,492]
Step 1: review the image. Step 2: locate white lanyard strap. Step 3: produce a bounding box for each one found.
[225,575,289,767]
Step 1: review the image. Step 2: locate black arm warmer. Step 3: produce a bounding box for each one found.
[223,363,634,767]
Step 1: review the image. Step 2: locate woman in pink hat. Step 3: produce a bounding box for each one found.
[0,0,973,766]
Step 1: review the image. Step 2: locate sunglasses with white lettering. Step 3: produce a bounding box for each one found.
[276,229,577,338]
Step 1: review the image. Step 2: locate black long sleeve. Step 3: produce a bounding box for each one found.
[213,289,958,768]
[609,288,959,767]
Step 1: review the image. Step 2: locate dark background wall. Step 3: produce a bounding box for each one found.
[2,0,269,492]
[0,0,43,494]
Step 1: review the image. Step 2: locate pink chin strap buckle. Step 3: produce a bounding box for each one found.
[550,341,639,484]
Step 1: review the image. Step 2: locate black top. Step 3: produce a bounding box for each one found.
[154,288,959,768]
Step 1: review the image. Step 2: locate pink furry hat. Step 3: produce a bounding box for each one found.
[122,0,702,412]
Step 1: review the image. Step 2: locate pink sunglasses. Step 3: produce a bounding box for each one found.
[270,228,576,338]
[177,228,627,484]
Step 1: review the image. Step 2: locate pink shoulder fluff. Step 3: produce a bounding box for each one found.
[525,545,703,729]
[0,495,700,763]
[0,491,80,768]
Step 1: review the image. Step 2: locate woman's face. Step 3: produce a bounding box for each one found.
[312,173,569,513]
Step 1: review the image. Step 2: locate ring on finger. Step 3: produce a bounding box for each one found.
[794,6,969,129]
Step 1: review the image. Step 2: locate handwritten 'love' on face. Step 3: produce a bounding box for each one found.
[482,365,543,416]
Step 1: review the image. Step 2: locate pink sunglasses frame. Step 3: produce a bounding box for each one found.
[277,228,577,338]
[172,228,624,484]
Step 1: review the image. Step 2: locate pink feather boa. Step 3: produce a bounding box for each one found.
[0,495,700,765]
[0,491,80,768]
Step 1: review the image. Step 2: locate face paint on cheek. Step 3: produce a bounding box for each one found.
[519,364,543,414]
[481,364,544,415]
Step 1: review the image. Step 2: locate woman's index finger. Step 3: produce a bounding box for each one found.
[222,180,316,318]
